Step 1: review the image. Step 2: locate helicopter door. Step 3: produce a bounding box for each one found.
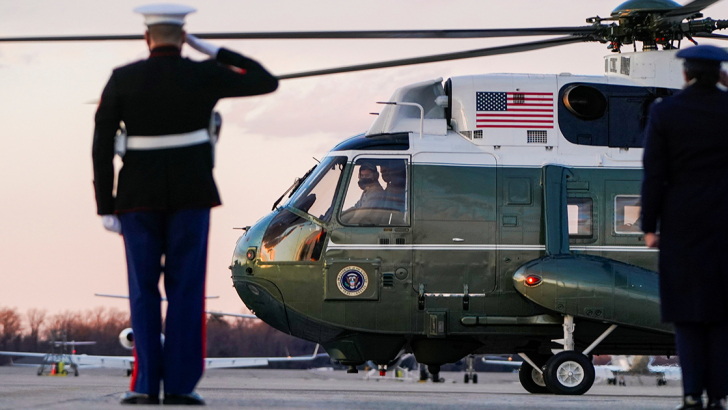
[325,155,413,334]
[411,152,498,326]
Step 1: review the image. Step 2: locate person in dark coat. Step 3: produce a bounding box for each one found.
[91,4,278,405]
[641,44,728,410]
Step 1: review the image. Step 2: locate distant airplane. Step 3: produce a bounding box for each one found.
[0,335,322,376]
[598,355,681,386]
[0,294,321,376]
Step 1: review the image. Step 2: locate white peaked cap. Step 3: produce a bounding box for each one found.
[134,4,196,26]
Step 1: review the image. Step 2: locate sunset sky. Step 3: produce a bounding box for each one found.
[2,0,727,319]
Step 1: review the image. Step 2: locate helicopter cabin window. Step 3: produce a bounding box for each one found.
[339,158,409,226]
[614,195,642,235]
[567,197,593,238]
[287,156,348,223]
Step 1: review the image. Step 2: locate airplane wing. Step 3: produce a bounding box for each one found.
[95,293,220,302]
[205,344,323,369]
[0,351,47,358]
[71,354,134,369]
[204,357,270,369]
[0,351,134,369]
[95,293,257,319]
[648,365,682,380]
[205,311,258,319]
[2,345,323,371]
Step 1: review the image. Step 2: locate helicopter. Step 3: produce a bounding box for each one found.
[4,0,728,396]
[224,0,728,396]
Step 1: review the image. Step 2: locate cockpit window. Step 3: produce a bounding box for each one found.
[287,156,347,222]
[339,158,409,226]
[615,195,642,234]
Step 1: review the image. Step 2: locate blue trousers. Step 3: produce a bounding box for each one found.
[119,209,210,396]
[675,322,728,399]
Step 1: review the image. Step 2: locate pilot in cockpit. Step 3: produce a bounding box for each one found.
[352,162,387,210]
[380,161,407,213]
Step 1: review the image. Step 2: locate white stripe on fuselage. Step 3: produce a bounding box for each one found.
[326,240,656,252]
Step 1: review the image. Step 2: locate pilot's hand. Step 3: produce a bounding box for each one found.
[101,215,122,234]
[185,34,220,58]
[644,232,659,248]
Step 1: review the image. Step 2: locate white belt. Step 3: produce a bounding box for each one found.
[125,129,210,151]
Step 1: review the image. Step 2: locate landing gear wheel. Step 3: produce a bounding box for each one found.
[518,363,550,394]
[472,374,478,384]
[543,351,595,395]
[464,374,470,383]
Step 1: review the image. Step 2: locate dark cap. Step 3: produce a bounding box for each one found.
[358,162,378,173]
[676,45,728,62]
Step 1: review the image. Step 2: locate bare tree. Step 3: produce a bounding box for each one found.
[0,307,22,360]
[26,308,46,351]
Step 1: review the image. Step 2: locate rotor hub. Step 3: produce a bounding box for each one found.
[611,0,682,17]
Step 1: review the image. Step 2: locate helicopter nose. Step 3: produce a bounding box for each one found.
[230,213,291,334]
[233,277,291,334]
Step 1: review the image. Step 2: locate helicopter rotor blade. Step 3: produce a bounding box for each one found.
[0,27,600,43]
[277,36,587,80]
[663,0,723,18]
[692,32,728,39]
[0,34,145,42]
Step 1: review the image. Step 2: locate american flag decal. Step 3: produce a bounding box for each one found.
[476,91,554,129]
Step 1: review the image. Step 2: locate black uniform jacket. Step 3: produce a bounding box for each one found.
[641,83,728,323]
[92,46,278,215]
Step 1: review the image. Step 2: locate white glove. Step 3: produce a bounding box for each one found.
[101,215,122,234]
[185,34,220,58]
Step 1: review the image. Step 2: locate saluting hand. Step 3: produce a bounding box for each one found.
[644,232,659,248]
[185,34,220,58]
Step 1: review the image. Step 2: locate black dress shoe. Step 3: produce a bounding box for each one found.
[708,398,727,409]
[163,392,205,405]
[119,391,160,405]
[676,395,703,410]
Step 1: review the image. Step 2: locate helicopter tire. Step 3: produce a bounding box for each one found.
[518,363,550,394]
[472,373,478,384]
[464,374,469,383]
[543,351,595,395]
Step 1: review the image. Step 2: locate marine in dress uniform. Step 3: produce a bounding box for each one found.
[641,45,728,410]
[91,5,278,405]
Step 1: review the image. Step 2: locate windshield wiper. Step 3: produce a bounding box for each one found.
[271,164,317,211]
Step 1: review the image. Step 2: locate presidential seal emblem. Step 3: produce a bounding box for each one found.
[336,266,369,296]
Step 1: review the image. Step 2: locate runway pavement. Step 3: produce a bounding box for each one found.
[0,365,682,409]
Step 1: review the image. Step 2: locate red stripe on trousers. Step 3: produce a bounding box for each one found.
[130,347,139,391]
[202,283,207,372]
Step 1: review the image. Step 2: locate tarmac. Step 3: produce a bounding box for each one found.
[0,365,683,409]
